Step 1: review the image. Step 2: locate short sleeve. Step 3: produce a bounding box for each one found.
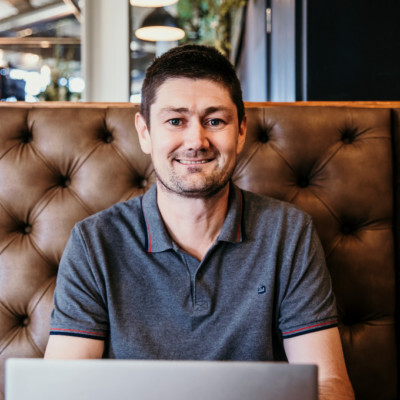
[278,220,338,339]
[49,225,109,340]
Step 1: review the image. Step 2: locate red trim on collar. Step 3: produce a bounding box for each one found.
[145,216,152,252]
[237,186,243,242]
[141,200,152,253]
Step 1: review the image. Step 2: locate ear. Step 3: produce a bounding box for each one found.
[236,114,247,155]
[135,112,152,155]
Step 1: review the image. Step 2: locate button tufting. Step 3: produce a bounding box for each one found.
[341,314,357,326]
[341,127,358,144]
[104,133,113,143]
[20,316,30,326]
[259,126,273,143]
[298,177,310,188]
[63,178,71,188]
[139,178,148,189]
[21,130,33,143]
[259,131,270,143]
[60,176,71,188]
[341,225,354,235]
[23,224,32,235]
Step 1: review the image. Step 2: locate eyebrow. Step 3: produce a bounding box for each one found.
[159,106,234,116]
[204,106,234,116]
[159,107,189,114]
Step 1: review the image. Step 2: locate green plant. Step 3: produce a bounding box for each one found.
[177,0,247,59]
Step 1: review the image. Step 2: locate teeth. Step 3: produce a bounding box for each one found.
[178,160,209,165]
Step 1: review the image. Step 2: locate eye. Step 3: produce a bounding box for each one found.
[206,118,224,127]
[168,118,183,126]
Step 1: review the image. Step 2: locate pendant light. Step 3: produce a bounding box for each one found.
[132,0,185,42]
[135,8,185,42]
[130,0,178,6]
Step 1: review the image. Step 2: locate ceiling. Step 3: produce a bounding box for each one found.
[0,0,81,66]
[0,0,81,37]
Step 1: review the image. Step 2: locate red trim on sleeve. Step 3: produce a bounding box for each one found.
[50,328,105,337]
[282,319,338,336]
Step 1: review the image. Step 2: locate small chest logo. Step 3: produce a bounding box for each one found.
[257,285,266,295]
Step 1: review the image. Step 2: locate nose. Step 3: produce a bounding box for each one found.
[184,120,210,151]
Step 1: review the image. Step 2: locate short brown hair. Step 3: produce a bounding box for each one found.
[140,44,245,128]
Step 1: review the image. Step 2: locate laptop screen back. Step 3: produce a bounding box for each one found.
[5,359,318,400]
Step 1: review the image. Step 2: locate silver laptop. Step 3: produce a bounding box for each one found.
[5,359,317,400]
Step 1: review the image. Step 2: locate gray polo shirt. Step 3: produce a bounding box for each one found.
[50,183,337,360]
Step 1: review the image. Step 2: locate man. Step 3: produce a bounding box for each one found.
[45,45,354,399]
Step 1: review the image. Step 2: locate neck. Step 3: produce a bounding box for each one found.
[156,182,231,261]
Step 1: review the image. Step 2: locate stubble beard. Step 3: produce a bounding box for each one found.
[154,159,235,199]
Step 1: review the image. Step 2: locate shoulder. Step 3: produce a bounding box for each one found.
[240,188,312,227]
[74,194,145,237]
[238,188,316,246]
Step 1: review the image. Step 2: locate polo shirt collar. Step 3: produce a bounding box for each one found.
[216,183,243,244]
[141,182,243,253]
[141,184,173,253]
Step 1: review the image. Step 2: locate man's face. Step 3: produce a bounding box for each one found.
[136,78,247,198]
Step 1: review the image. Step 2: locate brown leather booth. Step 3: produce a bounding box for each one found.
[0,102,398,400]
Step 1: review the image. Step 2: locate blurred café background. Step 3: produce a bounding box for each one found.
[0,0,399,104]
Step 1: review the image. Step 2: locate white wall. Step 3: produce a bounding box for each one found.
[270,0,296,101]
[237,0,267,101]
[82,0,130,101]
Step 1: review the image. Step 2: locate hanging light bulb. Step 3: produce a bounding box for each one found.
[130,0,178,7]
[135,7,185,42]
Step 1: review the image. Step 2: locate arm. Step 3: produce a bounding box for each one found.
[284,327,354,400]
[47,226,109,358]
[44,335,104,359]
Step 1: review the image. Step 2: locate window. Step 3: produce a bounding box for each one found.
[130,0,248,101]
[0,0,82,102]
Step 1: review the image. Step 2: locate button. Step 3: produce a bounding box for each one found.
[139,178,148,188]
[259,131,270,143]
[341,225,353,235]
[341,128,357,144]
[104,134,113,143]
[194,300,209,312]
[21,131,33,143]
[298,177,310,188]
[63,178,71,188]
[23,225,32,234]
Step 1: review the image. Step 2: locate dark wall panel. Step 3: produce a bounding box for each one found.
[305,0,400,101]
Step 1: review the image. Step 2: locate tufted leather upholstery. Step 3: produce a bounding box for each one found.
[0,102,398,400]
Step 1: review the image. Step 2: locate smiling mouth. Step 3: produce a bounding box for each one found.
[176,159,213,165]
